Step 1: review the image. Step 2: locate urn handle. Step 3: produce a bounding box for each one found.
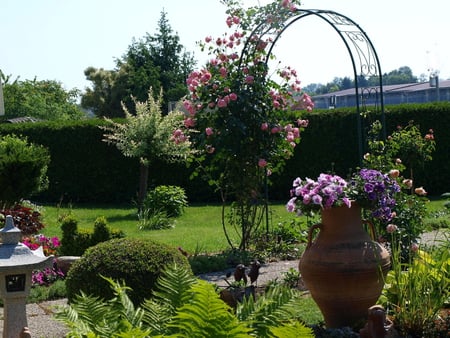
[306,223,322,249]
[363,219,378,241]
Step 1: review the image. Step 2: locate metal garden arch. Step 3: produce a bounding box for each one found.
[239,8,386,161]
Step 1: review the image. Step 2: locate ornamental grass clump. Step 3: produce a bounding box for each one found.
[286,169,400,221]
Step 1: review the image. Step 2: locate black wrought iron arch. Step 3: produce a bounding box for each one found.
[238,8,385,161]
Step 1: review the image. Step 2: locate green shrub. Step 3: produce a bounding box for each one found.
[138,208,174,230]
[28,280,67,303]
[59,214,125,256]
[379,243,450,337]
[0,134,50,206]
[143,185,188,218]
[65,238,191,306]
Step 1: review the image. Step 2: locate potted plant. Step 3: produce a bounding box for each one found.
[286,169,400,329]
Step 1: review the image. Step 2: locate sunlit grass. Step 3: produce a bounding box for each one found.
[38,197,447,254]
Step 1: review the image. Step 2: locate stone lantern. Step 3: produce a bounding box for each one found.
[0,215,53,338]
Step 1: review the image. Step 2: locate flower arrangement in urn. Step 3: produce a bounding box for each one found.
[286,168,401,222]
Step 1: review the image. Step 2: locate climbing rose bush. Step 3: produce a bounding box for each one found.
[173,0,313,178]
[172,0,313,250]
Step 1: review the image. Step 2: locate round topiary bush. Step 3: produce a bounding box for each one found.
[65,238,191,306]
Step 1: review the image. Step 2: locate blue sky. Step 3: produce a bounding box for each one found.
[0,0,447,93]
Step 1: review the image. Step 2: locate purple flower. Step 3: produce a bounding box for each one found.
[311,194,323,206]
[286,168,399,221]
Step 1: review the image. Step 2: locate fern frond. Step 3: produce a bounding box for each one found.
[269,320,314,337]
[168,280,251,338]
[236,285,306,337]
[141,299,172,335]
[55,291,109,336]
[104,276,145,328]
[152,263,197,311]
[141,264,196,336]
[56,278,148,337]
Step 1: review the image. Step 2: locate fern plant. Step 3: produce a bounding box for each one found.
[56,276,150,337]
[56,264,313,338]
[236,284,310,337]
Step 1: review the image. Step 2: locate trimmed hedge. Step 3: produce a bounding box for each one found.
[0,102,448,203]
[65,238,191,306]
[271,102,450,199]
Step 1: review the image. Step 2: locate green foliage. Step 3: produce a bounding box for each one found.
[65,238,191,306]
[379,243,450,337]
[236,284,310,337]
[1,75,84,120]
[304,66,418,95]
[0,134,50,206]
[362,120,435,260]
[28,279,67,303]
[101,88,192,206]
[59,214,125,256]
[56,277,150,337]
[143,185,188,218]
[101,89,190,166]
[81,10,194,117]
[167,280,252,337]
[58,263,313,338]
[281,268,301,288]
[138,184,187,230]
[138,209,173,230]
[253,218,306,261]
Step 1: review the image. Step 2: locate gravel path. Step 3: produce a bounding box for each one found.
[197,259,300,288]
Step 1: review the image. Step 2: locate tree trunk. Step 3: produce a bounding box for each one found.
[138,163,149,210]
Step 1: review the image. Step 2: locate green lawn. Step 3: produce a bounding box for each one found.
[39,202,299,253]
[39,198,448,254]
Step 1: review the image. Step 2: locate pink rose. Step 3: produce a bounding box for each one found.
[184,118,195,128]
[205,127,213,136]
[414,187,427,196]
[260,122,268,131]
[258,158,267,167]
[245,75,254,84]
[389,169,400,178]
[286,132,295,142]
[402,179,413,189]
[386,224,398,233]
[217,99,227,108]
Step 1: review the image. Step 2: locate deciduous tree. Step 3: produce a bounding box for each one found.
[101,88,190,207]
[1,72,84,120]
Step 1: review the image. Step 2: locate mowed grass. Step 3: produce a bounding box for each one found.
[39,202,298,253]
[38,197,448,254]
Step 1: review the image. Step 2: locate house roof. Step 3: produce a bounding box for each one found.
[313,80,450,98]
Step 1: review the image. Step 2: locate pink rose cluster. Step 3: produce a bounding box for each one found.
[173,2,313,159]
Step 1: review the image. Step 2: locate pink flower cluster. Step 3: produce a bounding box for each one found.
[175,0,313,170]
[22,234,60,256]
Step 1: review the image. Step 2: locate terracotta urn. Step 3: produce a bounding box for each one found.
[299,203,390,329]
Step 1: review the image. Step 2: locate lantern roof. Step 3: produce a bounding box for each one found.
[0,215,52,272]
